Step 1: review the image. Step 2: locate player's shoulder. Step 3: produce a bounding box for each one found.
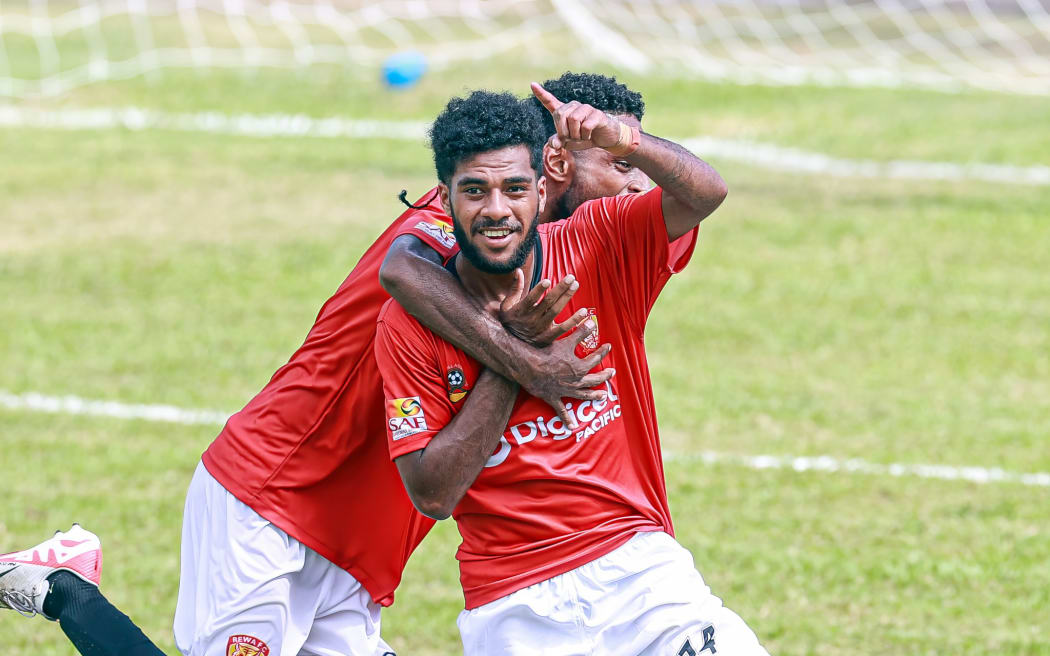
[392,186,458,251]
[588,187,662,216]
[376,298,453,368]
[377,297,421,331]
[556,187,663,228]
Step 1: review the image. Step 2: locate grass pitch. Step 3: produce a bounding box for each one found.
[2,56,1049,656]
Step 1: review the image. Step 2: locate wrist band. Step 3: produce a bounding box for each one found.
[605,123,641,157]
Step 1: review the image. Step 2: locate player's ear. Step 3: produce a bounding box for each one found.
[543,142,572,184]
[438,183,452,216]
[537,175,547,215]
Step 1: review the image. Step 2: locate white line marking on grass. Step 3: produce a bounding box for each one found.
[663,451,1050,487]
[678,137,1050,186]
[0,105,429,139]
[2,105,1047,186]
[0,390,230,426]
[3,390,1047,487]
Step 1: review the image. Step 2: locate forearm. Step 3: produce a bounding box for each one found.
[627,133,728,238]
[398,369,518,519]
[382,245,542,383]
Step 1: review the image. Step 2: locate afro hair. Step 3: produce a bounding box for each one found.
[526,71,645,139]
[429,90,547,185]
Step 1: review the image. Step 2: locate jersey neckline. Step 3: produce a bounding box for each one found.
[444,231,544,290]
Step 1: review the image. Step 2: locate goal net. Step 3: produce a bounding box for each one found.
[2,0,1048,98]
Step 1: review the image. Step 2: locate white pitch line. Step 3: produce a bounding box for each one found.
[0,390,230,426]
[663,451,1050,488]
[679,137,1050,186]
[2,390,1047,488]
[1,105,1047,186]
[0,105,429,140]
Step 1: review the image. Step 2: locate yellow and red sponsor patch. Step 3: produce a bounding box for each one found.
[414,218,457,249]
[387,396,428,440]
[390,397,422,417]
[227,635,270,656]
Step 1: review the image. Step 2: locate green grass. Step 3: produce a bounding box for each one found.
[2,53,1049,656]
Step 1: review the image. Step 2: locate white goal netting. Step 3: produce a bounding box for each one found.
[2,0,1048,98]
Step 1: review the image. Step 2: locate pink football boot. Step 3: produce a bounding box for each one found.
[0,524,102,619]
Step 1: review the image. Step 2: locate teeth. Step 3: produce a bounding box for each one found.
[481,229,511,237]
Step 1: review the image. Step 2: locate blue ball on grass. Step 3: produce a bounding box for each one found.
[382,51,427,89]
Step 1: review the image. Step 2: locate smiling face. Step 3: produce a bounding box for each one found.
[440,144,546,275]
[552,114,650,220]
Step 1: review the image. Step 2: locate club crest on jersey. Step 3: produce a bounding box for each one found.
[227,635,270,656]
[414,219,457,249]
[576,308,600,355]
[446,366,469,403]
[388,396,428,440]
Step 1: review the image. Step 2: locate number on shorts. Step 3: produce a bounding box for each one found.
[677,624,716,655]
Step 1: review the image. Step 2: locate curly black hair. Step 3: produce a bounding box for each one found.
[526,71,645,138]
[429,90,546,185]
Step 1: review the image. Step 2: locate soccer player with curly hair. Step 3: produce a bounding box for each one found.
[375,86,767,654]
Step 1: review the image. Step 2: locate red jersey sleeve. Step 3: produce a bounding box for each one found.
[391,187,460,260]
[572,187,699,329]
[374,300,457,460]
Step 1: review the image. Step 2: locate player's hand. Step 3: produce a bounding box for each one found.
[531,82,623,152]
[499,270,589,347]
[498,268,614,428]
[526,319,614,429]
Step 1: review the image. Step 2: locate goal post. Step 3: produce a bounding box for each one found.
[2,0,1048,98]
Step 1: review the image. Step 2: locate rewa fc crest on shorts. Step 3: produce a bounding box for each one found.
[227,635,270,656]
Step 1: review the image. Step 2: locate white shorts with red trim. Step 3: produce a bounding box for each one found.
[457,531,768,656]
[174,462,396,656]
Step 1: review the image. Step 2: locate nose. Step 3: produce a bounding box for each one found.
[482,189,511,220]
[624,172,650,195]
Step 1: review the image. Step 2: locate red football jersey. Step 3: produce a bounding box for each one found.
[375,188,699,609]
[202,188,459,606]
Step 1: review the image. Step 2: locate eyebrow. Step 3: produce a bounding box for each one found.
[456,176,533,187]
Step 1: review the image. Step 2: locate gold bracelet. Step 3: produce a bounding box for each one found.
[605,123,641,157]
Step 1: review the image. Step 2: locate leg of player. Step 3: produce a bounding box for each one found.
[457,532,769,656]
[588,532,768,656]
[0,525,166,656]
[175,462,395,656]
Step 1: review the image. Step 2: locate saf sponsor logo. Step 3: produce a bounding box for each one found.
[485,381,621,468]
[446,365,469,403]
[387,396,428,441]
[227,635,270,656]
[414,219,457,249]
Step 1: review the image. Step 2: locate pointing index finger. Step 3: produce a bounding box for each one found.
[531,82,562,114]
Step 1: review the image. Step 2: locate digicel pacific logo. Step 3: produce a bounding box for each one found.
[485,381,621,468]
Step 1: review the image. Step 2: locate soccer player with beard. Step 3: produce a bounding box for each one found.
[2,73,687,656]
[375,89,769,654]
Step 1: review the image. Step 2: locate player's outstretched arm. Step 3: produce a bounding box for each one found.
[380,235,613,428]
[393,369,518,520]
[532,82,728,241]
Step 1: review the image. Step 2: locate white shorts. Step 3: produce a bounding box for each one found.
[174,462,396,656]
[457,531,769,656]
